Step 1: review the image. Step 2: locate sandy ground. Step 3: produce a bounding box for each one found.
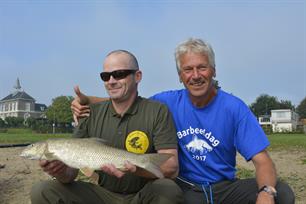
[0,147,305,204]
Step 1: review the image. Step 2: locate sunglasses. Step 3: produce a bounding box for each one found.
[100,69,137,82]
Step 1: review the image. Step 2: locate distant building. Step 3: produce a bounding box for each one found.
[271,109,299,132]
[258,109,300,133]
[0,78,47,120]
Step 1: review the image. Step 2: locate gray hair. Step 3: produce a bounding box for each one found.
[175,38,216,73]
[107,49,139,69]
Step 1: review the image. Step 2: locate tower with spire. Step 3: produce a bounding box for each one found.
[14,78,21,90]
[12,77,23,96]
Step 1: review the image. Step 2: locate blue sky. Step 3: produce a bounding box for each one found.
[0,0,305,107]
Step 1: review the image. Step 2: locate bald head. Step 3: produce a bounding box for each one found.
[104,50,139,71]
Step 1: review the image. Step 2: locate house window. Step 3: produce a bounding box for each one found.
[25,103,31,111]
[261,117,270,122]
[275,112,286,118]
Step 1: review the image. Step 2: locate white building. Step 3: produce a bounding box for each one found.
[270,109,299,132]
[0,78,47,120]
[258,109,299,133]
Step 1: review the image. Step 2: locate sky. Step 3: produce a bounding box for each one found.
[0,0,305,107]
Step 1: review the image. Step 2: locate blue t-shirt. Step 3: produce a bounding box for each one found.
[151,89,269,184]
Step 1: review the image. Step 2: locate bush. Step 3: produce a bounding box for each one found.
[0,118,6,128]
[261,124,273,135]
[5,117,24,128]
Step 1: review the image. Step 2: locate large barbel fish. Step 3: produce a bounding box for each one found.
[20,138,172,178]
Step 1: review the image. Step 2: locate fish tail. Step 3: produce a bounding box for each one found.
[142,153,172,178]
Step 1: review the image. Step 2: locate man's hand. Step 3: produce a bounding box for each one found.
[101,161,136,178]
[39,160,78,183]
[256,191,275,204]
[71,86,91,124]
[39,160,68,177]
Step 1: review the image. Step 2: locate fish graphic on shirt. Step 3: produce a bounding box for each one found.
[185,135,213,154]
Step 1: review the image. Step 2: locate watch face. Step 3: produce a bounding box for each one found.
[264,186,277,197]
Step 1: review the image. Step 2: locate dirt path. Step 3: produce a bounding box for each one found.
[237,149,306,204]
[0,147,49,204]
[0,147,305,204]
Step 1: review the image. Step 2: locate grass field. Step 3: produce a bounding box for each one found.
[268,134,306,150]
[0,128,71,144]
[1,129,305,148]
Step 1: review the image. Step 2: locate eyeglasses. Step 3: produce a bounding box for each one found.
[100,69,137,82]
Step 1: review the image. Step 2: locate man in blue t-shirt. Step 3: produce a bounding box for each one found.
[71,38,294,204]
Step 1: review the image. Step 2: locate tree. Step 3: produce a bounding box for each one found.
[46,96,74,124]
[297,97,306,118]
[250,94,296,117]
[279,100,295,110]
[250,94,280,117]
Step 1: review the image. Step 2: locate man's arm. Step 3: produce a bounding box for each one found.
[158,148,179,178]
[252,150,277,204]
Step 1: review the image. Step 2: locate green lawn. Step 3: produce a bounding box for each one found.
[268,134,306,150]
[0,129,305,150]
[0,128,72,144]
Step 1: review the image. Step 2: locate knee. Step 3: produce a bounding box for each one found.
[150,179,183,202]
[30,180,62,204]
[276,181,295,204]
[31,180,49,204]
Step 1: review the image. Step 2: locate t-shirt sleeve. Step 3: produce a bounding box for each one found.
[150,91,175,107]
[152,104,178,150]
[235,109,270,161]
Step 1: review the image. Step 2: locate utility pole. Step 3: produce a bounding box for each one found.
[52,110,55,134]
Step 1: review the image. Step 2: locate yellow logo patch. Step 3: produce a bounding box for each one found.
[125,131,149,154]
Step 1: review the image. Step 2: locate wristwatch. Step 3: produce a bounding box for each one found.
[258,185,277,197]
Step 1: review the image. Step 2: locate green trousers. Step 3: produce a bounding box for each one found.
[31,178,183,204]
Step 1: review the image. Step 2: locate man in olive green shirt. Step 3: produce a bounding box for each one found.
[31,50,183,204]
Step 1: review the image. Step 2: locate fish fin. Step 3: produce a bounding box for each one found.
[80,168,99,185]
[142,163,164,178]
[89,172,99,185]
[147,153,172,166]
[118,167,127,171]
[80,167,95,177]
[44,152,57,160]
[86,137,111,146]
[142,153,173,178]
[41,143,57,160]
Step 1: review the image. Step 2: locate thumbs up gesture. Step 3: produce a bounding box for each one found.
[71,86,90,124]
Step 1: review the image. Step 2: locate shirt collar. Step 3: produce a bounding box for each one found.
[109,96,142,117]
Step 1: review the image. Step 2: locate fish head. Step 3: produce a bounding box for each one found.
[20,141,48,160]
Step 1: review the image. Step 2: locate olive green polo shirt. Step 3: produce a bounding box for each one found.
[73,96,177,194]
